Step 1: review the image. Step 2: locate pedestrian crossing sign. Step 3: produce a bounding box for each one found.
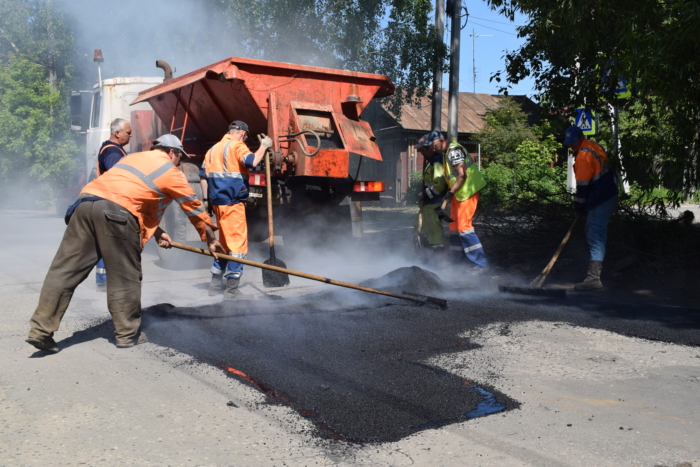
[574,108,597,136]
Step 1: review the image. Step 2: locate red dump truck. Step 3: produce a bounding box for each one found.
[130,57,394,266]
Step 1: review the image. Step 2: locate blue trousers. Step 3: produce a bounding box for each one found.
[95,258,107,285]
[449,229,489,268]
[585,196,617,262]
[211,253,244,279]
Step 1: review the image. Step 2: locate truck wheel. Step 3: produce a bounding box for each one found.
[157,162,205,269]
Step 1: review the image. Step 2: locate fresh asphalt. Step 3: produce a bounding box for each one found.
[3,208,699,465]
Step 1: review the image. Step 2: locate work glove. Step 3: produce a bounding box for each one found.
[258,134,273,149]
[444,191,454,202]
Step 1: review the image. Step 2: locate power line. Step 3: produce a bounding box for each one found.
[470,21,517,36]
[469,15,522,27]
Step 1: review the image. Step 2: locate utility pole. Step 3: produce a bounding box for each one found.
[447,0,462,142]
[470,29,492,94]
[430,0,445,132]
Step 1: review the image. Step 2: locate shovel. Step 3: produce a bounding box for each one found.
[435,196,455,223]
[261,149,290,287]
[498,216,580,298]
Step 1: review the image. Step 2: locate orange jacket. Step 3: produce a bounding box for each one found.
[201,134,255,205]
[81,149,215,247]
[573,139,618,212]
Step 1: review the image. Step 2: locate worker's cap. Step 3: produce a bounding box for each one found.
[229,120,249,134]
[416,131,444,149]
[153,134,190,158]
[563,125,583,145]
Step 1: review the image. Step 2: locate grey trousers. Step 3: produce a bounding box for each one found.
[28,199,143,345]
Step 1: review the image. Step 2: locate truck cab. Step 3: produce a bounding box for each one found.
[82,76,164,182]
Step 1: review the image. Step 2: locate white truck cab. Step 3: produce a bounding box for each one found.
[82,76,163,181]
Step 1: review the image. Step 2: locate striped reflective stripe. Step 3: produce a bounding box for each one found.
[174,194,197,204]
[184,205,205,217]
[223,141,233,172]
[228,252,247,259]
[96,268,106,274]
[207,172,245,179]
[577,180,590,186]
[113,162,170,199]
[464,243,483,253]
[459,228,475,236]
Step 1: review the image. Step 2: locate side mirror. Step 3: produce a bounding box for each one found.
[70,91,82,131]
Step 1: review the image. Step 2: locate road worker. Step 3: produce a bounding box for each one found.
[429,132,489,270]
[26,134,222,353]
[94,118,133,291]
[563,125,618,291]
[414,133,448,250]
[200,121,272,299]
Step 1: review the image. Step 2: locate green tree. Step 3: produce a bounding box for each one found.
[0,0,80,208]
[473,97,537,167]
[217,0,447,114]
[486,0,700,192]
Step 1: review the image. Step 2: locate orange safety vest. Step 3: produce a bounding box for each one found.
[97,142,127,177]
[81,149,215,247]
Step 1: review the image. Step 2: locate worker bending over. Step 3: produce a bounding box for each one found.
[428,131,489,270]
[414,133,448,250]
[93,117,132,291]
[563,126,618,291]
[200,121,272,299]
[26,135,222,353]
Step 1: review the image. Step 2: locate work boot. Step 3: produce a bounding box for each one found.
[574,260,603,291]
[223,276,241,300]
[116,332,148,349]
[208,274,225,296]
[26,336,59,353]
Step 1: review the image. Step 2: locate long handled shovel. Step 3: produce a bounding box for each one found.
[498,216,580,298]
[261,149,290,287]
[171,242,448,308]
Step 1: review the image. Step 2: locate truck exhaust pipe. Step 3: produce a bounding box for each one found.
[156,60,173,81]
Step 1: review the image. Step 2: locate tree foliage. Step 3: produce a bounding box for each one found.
[486,0,700,192]
[473,97,538,167]
[217,0,448,114]
[0,0,80,207]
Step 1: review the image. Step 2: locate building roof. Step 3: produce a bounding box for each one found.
[380,90,538,134]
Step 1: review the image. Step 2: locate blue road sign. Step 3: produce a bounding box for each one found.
[575,108,597,135]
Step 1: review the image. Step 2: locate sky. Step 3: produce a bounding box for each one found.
[448,2,535,98]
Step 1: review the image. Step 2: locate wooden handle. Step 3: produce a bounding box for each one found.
[264,149,275,249]
[531,216,580,288]
[171,242,448,308]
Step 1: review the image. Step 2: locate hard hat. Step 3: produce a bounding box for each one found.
[153,134,190,158]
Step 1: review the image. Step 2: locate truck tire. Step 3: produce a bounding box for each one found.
[157,162,204,269]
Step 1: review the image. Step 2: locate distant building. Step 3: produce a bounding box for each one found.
[364,91,538,203]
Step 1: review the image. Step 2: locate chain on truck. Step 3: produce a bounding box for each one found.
[68,51,395,268]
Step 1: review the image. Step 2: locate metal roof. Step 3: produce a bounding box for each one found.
[387,91,536,134]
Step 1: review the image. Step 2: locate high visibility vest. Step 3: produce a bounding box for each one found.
[97,142,127,177]
[422,154,447,204]
[81,150,214,247]
[202,135,254,205]
[573,139,618,211]
[443,141,486,202]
